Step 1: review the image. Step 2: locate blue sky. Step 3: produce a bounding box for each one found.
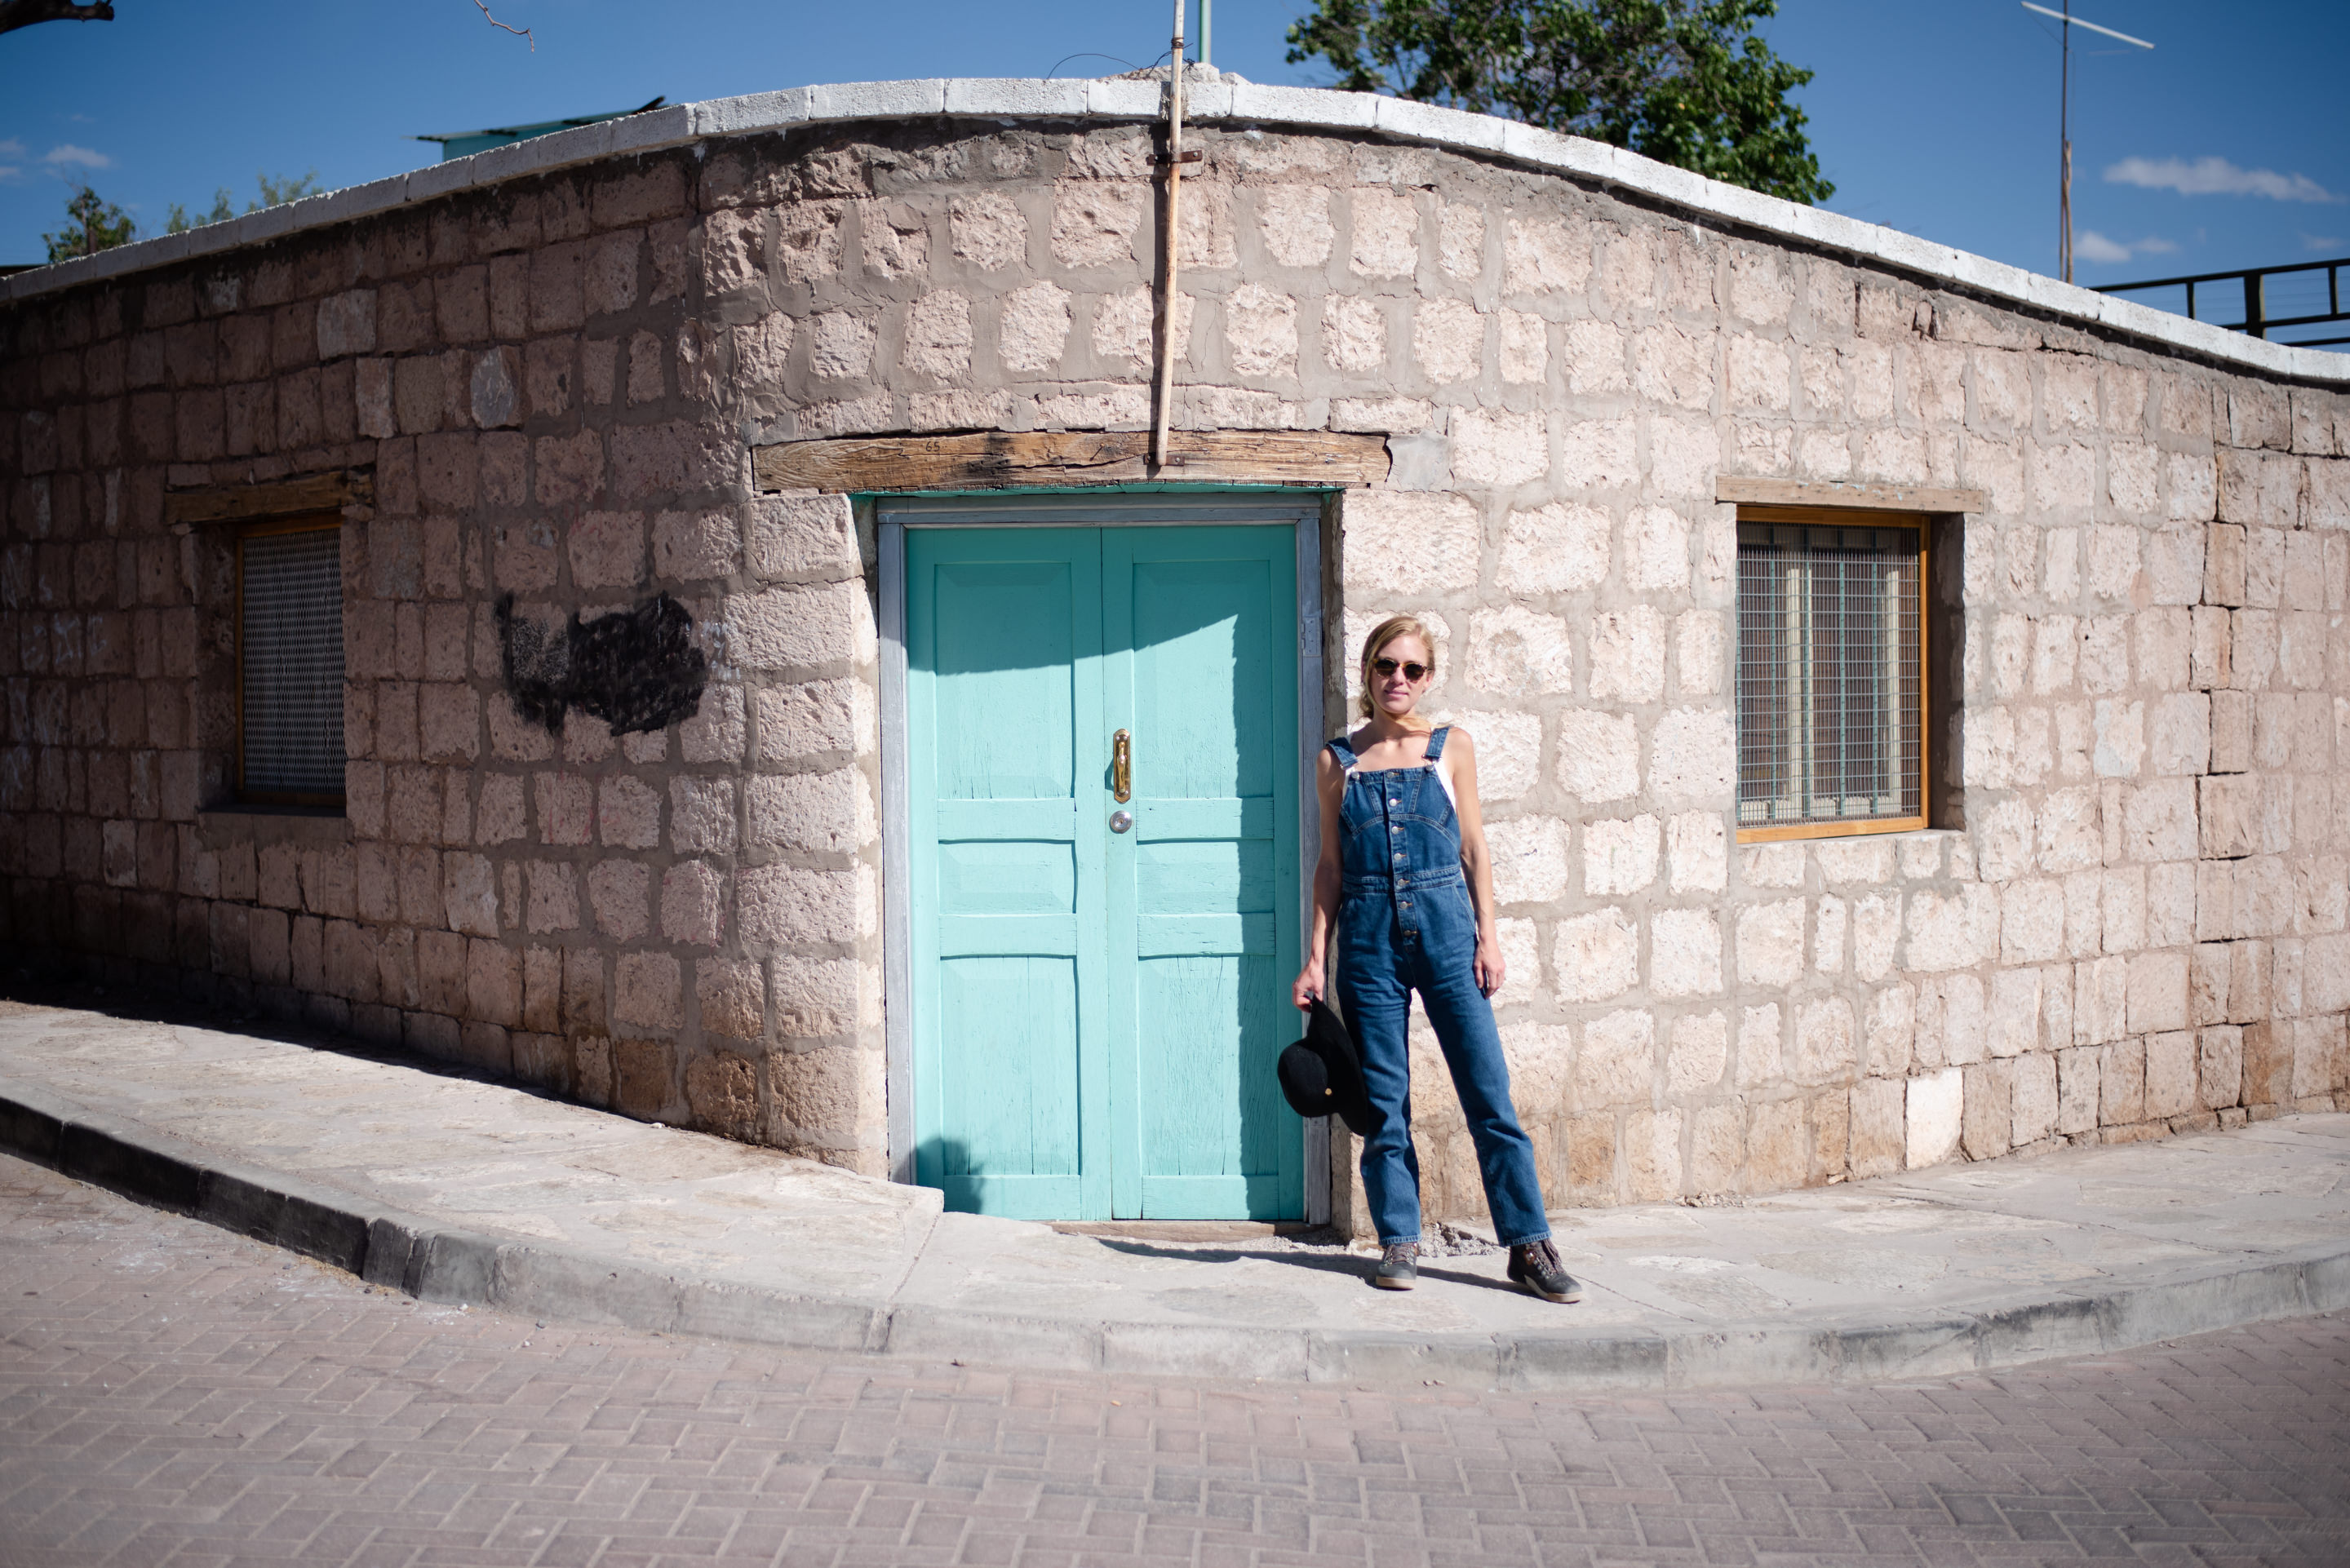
[2,0,2343,328]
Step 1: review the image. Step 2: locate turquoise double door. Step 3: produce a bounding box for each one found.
[907,525,1303,1220]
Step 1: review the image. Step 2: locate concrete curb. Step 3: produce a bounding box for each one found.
[5,1075,2345,1389]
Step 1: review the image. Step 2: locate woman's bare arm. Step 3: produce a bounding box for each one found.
[1292,746,1346,1010]
[1448,729,1507,998]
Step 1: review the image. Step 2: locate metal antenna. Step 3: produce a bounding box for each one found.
[2020,2,2153,284]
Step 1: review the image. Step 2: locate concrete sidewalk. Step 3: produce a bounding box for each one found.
[1,996,2344,1391]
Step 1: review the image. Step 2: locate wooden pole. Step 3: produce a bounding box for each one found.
[1151,0,1186,473]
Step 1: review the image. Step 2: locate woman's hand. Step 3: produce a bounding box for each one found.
[1473,937,1505,999]
[1292,957,1325,1012]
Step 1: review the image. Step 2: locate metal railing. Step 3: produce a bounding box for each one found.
[2094,256,2349,348]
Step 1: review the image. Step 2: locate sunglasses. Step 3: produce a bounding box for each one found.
[1372,658,1430,681]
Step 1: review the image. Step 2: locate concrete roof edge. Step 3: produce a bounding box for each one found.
[2,78,2343,386]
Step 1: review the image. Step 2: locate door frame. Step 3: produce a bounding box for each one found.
[874,489,1332,1224]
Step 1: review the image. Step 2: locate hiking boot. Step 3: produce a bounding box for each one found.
[1372,1242,1418,1291]
[1507,1239,1582,1303]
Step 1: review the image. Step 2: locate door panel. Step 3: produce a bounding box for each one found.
[1104,529,1300,1220]
[910,522,1298,1220]
[908,530,1107,1220]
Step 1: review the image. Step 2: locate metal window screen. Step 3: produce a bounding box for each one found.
[241,528,345,800]
[1736,521,1921,828]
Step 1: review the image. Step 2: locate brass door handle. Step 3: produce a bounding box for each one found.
[1111,729,1132,803]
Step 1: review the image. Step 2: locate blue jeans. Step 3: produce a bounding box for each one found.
[1335,870,1551,1249]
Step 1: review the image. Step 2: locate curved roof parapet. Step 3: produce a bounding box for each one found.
[2,76,2342,385]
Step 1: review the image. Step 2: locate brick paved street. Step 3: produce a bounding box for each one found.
[2,1150,2348,1568]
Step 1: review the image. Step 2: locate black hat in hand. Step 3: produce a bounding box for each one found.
[1277,996,1375,1136]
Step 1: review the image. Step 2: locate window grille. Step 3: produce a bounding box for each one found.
[1736,518,1922,835]
[239,525,345,803]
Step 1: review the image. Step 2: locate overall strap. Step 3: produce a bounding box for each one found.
[1422,725,1452,762]
[1325,735,1359,768]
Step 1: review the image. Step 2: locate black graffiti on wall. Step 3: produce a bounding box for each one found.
[496,591,709,735]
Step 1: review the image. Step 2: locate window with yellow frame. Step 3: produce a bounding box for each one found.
[236,516,346,807]
[1735,507,1928,843]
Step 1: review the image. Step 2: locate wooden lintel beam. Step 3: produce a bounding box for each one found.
[754,430,1390,494]
[165,469,373,526]
[1715,476,1986,514]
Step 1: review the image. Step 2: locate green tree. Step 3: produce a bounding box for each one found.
[1287,0,1833,204]
[167,169,326,234]
[42,184,135,261]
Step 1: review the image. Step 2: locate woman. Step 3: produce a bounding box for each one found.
[1292,616,1581,1302]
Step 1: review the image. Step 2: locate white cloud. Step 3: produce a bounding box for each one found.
[42,143,113,170]
[0,139,25,158]
[2105,155,2342,204]
[2073,230,2176,266]
[2304,233,2345,253]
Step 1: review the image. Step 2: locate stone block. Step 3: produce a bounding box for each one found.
[1497,503,1608,595]
[2229,939,2269,1024]
[1665,812,1727,895]
[1651,909,1724,999]
[524,860,578,932]
[1554,713,1638,804]
[2100,1036,2145,1124]
[1849,1077,1904,1177]
[1574,1009,1653,1110]
[441,852,499,938]
[467,937,522,1028]
[1904,1068,1963,1169]
[2011,1052,2058,1146]
[1486,816,1568,905]
[683,1050,759,1141]
[747,768,861,855]
[737,862,858,949]
[596,774,660,848]
[1647,707,1736,804]
[1665,1012,1728,1095]
[1344,490,1479,594]
[1794,997,1856,1083]
[1583,813,1660,896]
[2057,1044,2100,1134]
[2290,1016,2342,1101]
[522,946,561,1035]
[2144,1029,2197,1119]
[1736,898,1804,988]
[1988,967,2043,1057]
[1745,1097,1805,1190]
[1854,893,1902,984]
[2126,950,2190,1034]
[613,1038,675,1120]
[1960,1061,2011,1160]
[613,950,683,1031]
[1737,1003,1785,1087]
[660,860,727,947]
[1686,1101,1743,1194]
[1624,1107,1683,1201]
[1586,607,1664,703]
[1554,909,1638,1003]
[2197,1025,2243,1110]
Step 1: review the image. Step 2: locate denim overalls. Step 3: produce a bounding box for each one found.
[1329,726,1551,1249]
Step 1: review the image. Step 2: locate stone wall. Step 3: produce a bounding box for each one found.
[2,102,2347,1213]
[0,148,886,1173]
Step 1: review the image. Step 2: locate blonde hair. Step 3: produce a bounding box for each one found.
[1356,614,1438,719]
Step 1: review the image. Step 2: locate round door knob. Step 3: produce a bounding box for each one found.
[1109,810,1133,834]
